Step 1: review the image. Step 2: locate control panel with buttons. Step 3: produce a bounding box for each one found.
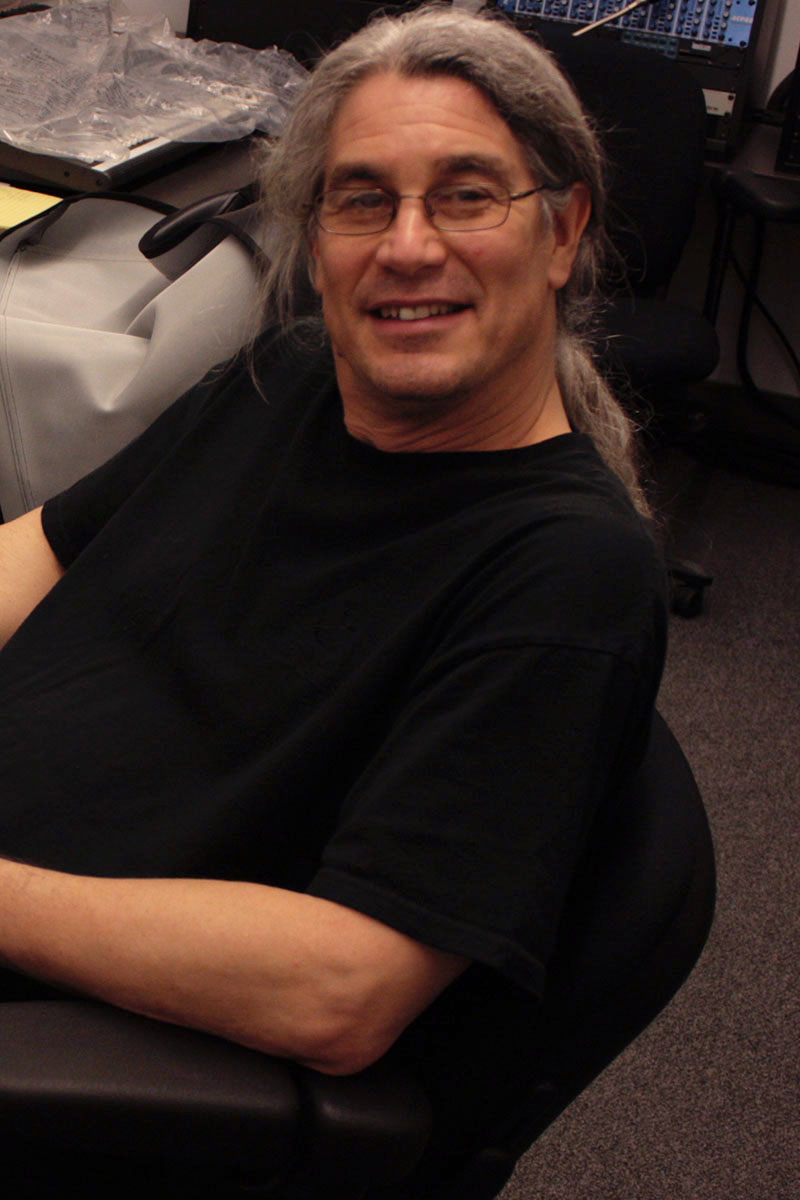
[493,0,770,157]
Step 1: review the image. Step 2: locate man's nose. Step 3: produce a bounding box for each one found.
[374,197,448,270]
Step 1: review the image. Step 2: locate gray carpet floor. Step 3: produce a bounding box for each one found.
[500,445,800,1199]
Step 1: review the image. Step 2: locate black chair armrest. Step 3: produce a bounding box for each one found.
[0,999,432,1197]
[712,168,800,223]
[289,1057,434,1197]
[0,1000,301,1172]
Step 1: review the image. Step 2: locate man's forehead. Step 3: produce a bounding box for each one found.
[323,72,528,182]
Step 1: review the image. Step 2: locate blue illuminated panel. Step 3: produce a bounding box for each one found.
[495,0,760,50]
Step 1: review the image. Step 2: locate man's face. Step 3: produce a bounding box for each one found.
[311,71,589,438]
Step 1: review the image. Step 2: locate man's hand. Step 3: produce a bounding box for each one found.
[0,857,468,1075]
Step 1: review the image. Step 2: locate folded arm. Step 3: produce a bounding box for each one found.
[0,509,468,1073]
[0,859,468,1075]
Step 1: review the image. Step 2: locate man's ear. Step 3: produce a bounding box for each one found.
[547,182,592,292]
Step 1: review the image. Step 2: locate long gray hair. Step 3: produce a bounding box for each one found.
[256,3,648,514]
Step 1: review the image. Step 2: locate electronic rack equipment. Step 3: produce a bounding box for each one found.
[492,0,772,158]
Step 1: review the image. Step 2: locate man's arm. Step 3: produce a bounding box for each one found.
[0,508,64,650]
[0,510,467,1073]
[0,859,468,1075]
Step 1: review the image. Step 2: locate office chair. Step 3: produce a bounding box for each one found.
[0,712,715,1199]
[533,28,719,417]
[530,28,720,615]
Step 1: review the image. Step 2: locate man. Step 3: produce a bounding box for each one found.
[0,3,666,1187]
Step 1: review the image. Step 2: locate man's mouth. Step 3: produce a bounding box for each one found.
[374,303,467,321]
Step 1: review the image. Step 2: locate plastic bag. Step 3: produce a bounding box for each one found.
[0,1,307,165]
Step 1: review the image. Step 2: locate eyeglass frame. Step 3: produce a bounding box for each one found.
[311,182,555,236]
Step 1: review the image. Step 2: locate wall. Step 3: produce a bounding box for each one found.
[756,0,800,105]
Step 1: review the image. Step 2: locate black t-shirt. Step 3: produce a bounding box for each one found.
[0,333,667,1180]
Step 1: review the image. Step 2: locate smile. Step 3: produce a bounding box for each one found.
[375,303,466,321]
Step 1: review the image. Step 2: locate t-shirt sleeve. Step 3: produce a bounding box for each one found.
[307,632,658,999]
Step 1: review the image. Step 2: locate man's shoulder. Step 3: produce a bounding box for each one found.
[477,433,649,543]
[459,436,667,652]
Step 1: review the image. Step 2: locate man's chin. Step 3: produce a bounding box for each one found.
[330,340,485,421]
[352,363,469,410]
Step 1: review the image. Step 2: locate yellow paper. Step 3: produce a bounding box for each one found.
[0,182,61,233]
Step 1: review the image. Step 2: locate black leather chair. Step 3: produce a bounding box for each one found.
[532,28,719,420]
[528,29,720,615]
[0,712,714,1199]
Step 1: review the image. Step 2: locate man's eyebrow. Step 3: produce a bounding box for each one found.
[325,163,383,189]
[324,154,516,189]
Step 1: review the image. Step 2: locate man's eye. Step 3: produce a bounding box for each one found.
[453,186,493,201]
[342,190,391,212]
[435,185,498,211]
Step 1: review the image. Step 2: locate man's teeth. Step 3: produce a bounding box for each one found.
[378,303,461,321]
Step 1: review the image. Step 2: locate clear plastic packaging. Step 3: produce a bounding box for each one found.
[0,1,307,165]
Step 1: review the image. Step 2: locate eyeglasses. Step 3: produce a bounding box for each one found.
[313,182,551,235]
